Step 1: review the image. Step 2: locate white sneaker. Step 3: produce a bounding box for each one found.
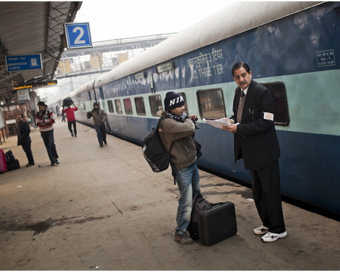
[253,225,268,235]
[261,231,287,242]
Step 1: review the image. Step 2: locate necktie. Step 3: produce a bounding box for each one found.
[237,90,245,123]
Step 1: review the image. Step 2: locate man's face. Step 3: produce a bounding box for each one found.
[38,105,45,111]
[233,67,252,90]
[171,105,186,116]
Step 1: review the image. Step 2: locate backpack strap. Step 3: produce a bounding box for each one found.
[157,116,177,185]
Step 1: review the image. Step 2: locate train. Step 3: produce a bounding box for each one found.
[54,1,340,217]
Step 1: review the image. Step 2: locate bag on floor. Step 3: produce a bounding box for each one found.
[198,200,237,246]
[188,193,237,246]
[5,150,20,171]
[5,150,15,163]
[188,193,212,240]
[7,159,20,171]
[142,117,175,173]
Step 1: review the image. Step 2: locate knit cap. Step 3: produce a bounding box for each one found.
[164,91,185,111]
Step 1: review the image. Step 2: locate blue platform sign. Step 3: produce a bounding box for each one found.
[5,54,42,72]
[65,22,92,49]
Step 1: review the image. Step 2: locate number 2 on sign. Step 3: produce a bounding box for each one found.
[73,27,86,44]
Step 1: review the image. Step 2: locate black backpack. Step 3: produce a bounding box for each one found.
[142,117,175,173]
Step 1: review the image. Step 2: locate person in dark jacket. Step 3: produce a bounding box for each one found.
[87,103,107,147]
[222,62,286,243]
[159,91,201,245]
[17,114,35,167]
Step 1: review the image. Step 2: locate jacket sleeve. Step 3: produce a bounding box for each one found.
[102,111,107,121]
[162,118,195,141]
[21,122,31,139]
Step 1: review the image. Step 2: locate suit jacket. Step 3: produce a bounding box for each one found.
[230,80,280,170]
[17,121,31,145]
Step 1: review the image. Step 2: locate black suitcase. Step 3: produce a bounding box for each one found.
[198,201,237,246]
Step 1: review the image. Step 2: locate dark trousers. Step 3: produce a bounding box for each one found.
[94,124,106,145]
[22,142,34,165]
[68,121,77,136]
[40,130,58,163]
[249,160,286,233]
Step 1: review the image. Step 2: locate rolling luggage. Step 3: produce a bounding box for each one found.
[198,200,237,246]
[0,149,7,173]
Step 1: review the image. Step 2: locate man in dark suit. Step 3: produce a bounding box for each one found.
[222,62,286,242]
[17,114,35,167]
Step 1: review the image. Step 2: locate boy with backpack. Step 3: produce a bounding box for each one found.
[158,91,201,245]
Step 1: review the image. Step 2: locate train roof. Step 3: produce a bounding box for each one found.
[68,79,95,97]
[92,1,323,88]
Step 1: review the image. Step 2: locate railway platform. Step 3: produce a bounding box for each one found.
[0,118,339,270]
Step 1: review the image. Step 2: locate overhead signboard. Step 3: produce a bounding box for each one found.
[5,54,42,72]
[65,22,92,49]
[17,89,30,103]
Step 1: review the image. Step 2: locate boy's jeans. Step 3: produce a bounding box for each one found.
[174,162,200,235]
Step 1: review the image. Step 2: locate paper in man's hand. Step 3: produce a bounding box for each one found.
[203,118,232,129]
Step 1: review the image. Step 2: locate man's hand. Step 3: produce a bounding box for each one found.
[222,123,238,134]
[189,114,198,121]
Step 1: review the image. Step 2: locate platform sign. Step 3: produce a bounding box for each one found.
[5,54,42,72]
[65,22,92,49]
[17,89,30,103]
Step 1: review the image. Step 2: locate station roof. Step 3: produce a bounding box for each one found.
[0,1,82,103]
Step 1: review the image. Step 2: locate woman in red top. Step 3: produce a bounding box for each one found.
[62,104,78,137]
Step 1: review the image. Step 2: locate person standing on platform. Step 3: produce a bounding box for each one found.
[62,104,78,137]
[158,91,201,245]
[61,108,66,122]
[35,101,60,166]
[221,62,286,243]
[87,103,107,147]
[56,104,60,117]
[17,114,35,167]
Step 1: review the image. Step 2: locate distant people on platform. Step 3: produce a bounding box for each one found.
[87,103,107,147]
[17,114,35,167]
[56,105,60,117]
[62,104,78,137]
[61,108,66,122]
[35,101,60,166]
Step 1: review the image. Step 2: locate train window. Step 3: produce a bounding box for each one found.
[108,100,114,113]
[197,89,226,119]
[149,95,163,116]
[179,92,189,115]
[115,99,123,114]
[123,98,133,115]
[135,97,146,116]
[262,82,290,126]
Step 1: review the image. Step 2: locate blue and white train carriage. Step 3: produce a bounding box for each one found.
[68,1,340,216]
